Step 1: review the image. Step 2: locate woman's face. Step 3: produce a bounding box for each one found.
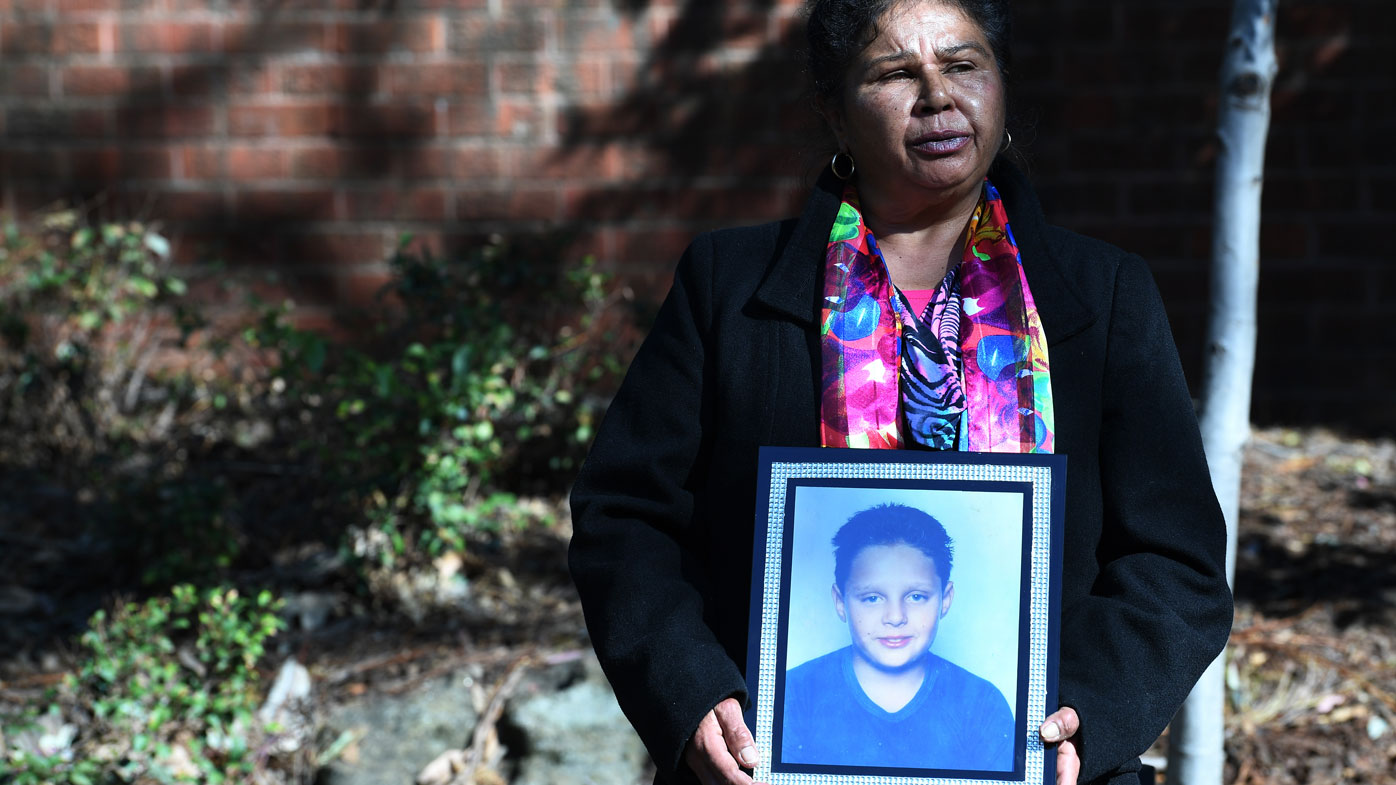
[826,0,1006,209]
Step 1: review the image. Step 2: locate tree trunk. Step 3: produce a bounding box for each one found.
[1166,2,1277,784]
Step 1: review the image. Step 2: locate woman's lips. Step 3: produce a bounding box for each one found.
[878,636,913,648]
[910,133,970,155]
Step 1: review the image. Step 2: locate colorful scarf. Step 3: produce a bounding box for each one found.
[818,180,1054,453]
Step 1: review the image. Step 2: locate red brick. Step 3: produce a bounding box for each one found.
[557,101,651,137]
[169,64,225,98]
[648,10,765,51]
[222,22,329,54]
[289,145,396,179]
[1259,223,1314,261]
[382,62,486,97]
[54,0,122,11]
[70,147,172,180]
[61,65,161,97]
[614,227,695,265]
[152,189,226,222]
[5,107,109,139]
[1261,175,1360,213]
[115,105,216,138]
[227,146,288,180]
[401,146,505,180]
[1315,221,1384,259]
[334,268,396,308]
[0,65,50,98]
[1,22,102,55]
[170,231,230,267]
[511,145,619,180]
[282,232,389,265]
[180,146,223,179]
[228,104,335,137]
[451,14,548,53]
[342,188,446,221]
[331,103,438,139]
[1119,7,1229,43]
[1280,3,1354,39]
[288,146,341,179]
[234,189,338,222]
[1371,176,1396,212]
[495,61,555,94]
[494,100,546,137]
[561,60,609,96]
[448,99,491,136]
[0,148,63,179]
[1127,179,1212,217]
[455,188,558,221]
[328,17,446,55]
[562,185,786,222]
[559,13,633,52]
[120,22,215,53]
[279,63,379,95]
[3,188,68,216]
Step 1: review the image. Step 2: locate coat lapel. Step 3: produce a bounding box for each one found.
[750,169,843,328]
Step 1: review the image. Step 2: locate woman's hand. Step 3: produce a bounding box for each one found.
[1040,706,1081,785]
[683,698,763,785]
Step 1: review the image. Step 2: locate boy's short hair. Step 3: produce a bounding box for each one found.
[832,503,954,592]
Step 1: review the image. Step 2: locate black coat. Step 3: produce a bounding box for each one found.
[568,161,1233,785]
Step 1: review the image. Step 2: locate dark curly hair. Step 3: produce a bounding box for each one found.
[832,503,954,593]
[804,0,1013,105]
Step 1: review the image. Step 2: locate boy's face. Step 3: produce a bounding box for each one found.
[832,543,954,672]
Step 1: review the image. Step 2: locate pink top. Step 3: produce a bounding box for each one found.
[901,289,935,321]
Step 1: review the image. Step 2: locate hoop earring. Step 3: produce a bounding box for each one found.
[830,151,856,180]
[1000,130,1013,153]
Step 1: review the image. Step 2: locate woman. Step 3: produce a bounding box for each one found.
[568,1,1232,784]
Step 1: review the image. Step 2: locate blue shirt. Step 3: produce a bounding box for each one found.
[779,646,1016,773]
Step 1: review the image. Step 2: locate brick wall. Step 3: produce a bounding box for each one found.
[1,0,1392,428]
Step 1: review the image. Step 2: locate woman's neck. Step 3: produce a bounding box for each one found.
[859,181,983,290]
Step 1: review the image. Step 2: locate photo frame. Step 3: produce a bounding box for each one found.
[745,446,1066,785]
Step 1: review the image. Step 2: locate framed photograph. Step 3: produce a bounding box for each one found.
[744,446,1066,785]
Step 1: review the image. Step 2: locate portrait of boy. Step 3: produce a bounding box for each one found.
[780,502,1016,772]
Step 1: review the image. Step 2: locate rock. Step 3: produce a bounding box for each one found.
[259,659,313,752]
[282,591,342,631]
[414,748,466,785]
[320,671,480,785]
[504,653,650,785]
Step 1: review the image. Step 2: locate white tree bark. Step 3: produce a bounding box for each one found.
[1166,2,1277,784]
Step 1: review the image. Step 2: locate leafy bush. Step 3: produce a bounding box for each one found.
[251,235,633,563]
[1,586,285,784]
[0,211,194,451]
[0,209,251,587]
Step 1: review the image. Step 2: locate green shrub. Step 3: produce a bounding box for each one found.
[2,585,285,784]
[0,210,194,440]
[0,209,249,586]
[251,235,632,563]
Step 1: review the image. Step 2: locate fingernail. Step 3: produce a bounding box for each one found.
[739,746,758,766]
[1042,721,1062,741]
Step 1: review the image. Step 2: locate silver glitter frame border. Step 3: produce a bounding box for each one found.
[752,459,1056,785]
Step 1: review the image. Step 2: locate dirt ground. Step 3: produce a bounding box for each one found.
[1221,427,1396,784]
[2,425,1395,784]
